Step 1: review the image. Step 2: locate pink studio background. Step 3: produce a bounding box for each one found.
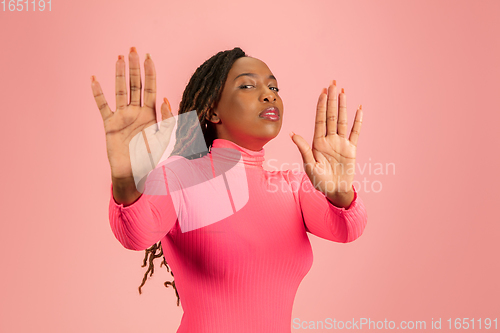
[1,0,499,332]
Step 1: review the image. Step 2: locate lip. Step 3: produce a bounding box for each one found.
[258,107,280,120]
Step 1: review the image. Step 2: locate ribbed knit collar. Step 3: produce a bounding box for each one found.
[209,139,265,168]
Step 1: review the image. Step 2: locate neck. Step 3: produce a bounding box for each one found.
[210,138,266,168]
[213,135,270,152]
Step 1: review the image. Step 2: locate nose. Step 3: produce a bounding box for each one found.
[260,87,277,103]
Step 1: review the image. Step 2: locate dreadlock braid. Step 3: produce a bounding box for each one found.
[138,47,247,305]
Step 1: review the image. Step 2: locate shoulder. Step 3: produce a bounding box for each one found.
[145,155,193,188]
[156,154,206,175]
[155,154,216,188]
[157,155,185,171]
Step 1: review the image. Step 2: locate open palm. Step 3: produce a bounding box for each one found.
[291,80,363,204]
[91,47,174,181]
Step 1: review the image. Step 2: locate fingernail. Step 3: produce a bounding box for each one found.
[289,131,295,138]
[333,80,336,86]
[146,53,151,59]
[359,104,362,110]
[91,75,95,82]
[118,55,124,60]
[341,88,345,93]
[130,46,137,53]
[163,97,172,113]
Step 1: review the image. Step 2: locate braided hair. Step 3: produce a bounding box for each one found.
[138,47,247,305]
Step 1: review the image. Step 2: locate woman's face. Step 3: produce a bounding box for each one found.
[209,56,284,151]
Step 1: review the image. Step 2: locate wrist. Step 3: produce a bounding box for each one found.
[326,188,355,209]
[111,175,142,206]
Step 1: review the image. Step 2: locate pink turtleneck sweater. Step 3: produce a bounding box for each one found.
[109,138,367,333]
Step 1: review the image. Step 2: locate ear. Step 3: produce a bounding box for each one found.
[206,109,221,124]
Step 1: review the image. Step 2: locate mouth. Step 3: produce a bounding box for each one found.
[258,107,280,121]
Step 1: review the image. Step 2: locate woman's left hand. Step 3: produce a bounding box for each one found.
[290,80,363,209]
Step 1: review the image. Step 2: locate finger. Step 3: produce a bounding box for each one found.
[157,98,176,143]
[156,98,176,155]
[129,46,142,107]
[349,105,363,146]
[326,80,338,136]
[143,53,156,112]
[314,88,328,139]
[337,88,348,138]
[91,76,113,121]
[115,55,127,111]
[290,132,316,173]
[159,97,176,136]
[160,97,173,120]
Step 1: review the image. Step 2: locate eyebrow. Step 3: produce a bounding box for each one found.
[233,73,277,81]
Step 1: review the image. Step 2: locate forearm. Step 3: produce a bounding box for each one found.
[109,181,172,251]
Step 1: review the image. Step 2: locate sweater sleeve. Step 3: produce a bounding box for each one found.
[108,164,181,251]
[297,171,368,243]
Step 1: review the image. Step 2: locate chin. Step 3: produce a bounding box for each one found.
[258,129,280,142]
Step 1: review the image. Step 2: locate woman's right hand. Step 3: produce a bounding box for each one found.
[91,47,174,183]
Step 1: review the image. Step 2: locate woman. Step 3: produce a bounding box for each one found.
[91,46,367,333]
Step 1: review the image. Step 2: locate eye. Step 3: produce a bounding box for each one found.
[269,86,279,92]
[239,85,254,89]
